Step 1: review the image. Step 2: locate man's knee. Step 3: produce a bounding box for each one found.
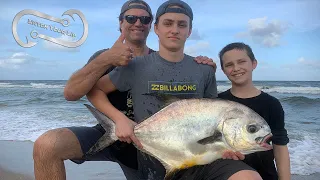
[228,170,262,180]
[33,128,82,160]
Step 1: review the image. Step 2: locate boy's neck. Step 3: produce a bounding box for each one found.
[158,44,185,62]
[230,81,261,99]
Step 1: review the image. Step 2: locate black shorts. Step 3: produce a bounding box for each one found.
[67,124,256,180]
[166,159,256,180]
[66,124,140,180]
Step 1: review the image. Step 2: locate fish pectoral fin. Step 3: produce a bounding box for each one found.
[197,130,222,145]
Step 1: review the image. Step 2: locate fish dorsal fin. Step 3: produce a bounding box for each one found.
[142,92,182,107]
[197,130,223,145]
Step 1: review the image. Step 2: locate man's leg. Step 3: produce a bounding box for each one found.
[33,124,139,180]
[167,159,262,180]
[33,127,83,180]
[228,170,262,180]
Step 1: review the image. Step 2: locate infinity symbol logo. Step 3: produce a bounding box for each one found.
[12,9,88,48]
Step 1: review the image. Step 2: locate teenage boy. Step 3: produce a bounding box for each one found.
[218,42,291,180]
[87,1,263,180]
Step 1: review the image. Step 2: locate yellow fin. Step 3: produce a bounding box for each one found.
[164,158,199,180]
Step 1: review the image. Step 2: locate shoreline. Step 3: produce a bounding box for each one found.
[0,140,319,180]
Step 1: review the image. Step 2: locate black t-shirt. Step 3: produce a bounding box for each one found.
[218,89,289,180]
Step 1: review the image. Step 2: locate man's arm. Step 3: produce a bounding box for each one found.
[64,32,133,101]
[64,50,112,101]
[194,56,217,73]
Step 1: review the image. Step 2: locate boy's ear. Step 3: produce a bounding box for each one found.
[252,59,258,70]
[187,27,192,38]
[119,20,123,31]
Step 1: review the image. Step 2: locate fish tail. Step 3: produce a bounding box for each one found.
[83,104,118,157]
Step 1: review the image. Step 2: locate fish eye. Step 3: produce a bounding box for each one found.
[247,124,258,134]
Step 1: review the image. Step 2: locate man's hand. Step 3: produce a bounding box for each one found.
[100,32,134,67]
[194,56,217,73]
[115,117,143,149]
[222,150,245,160]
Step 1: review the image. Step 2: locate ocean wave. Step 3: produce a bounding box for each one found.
[288,133,320,175]
[260,86,320,94]
[280,96,320,104]
[30,83,64,89]
[0,83,12,85]
[0,83,65,89]
[217,85,320,95]
[1,82,319,94]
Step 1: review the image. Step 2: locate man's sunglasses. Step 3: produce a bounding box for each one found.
[124,15,152,25]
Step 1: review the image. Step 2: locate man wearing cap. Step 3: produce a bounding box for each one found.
[86,0,262,180]
[32,0,216,180]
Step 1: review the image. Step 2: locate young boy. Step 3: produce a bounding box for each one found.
[218,42,291,180]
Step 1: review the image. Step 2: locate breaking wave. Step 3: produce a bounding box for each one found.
[280,96,320,105]
[0,82,64,89]
[217,85,320,95]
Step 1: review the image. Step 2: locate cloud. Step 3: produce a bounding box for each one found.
[188,29,203,40]
[296,57,320,68]
[42,35,80,52]
[237,17,291,47]
[0,52,36,69]
[280,57,320,72]
[185,41,211,57]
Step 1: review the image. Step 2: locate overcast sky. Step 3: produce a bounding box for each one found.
[0,0,319,81]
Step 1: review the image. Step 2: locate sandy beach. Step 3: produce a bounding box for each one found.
[0,140,318,180]
[0,140,126,180]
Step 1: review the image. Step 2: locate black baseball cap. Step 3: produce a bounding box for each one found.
[155,0,193,24]
[119,0,153,20]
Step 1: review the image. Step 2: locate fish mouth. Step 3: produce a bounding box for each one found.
[255,133,273,150]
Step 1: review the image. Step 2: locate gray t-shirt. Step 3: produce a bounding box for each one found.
[108,52,217,180]
[109,52,217,124]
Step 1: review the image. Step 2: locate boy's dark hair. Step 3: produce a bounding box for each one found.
[219,42,256,70]
[154,0,193,30]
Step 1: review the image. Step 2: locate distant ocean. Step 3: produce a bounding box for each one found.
[0,80,320,176]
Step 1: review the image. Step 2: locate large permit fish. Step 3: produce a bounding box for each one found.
[83,97,273,179]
